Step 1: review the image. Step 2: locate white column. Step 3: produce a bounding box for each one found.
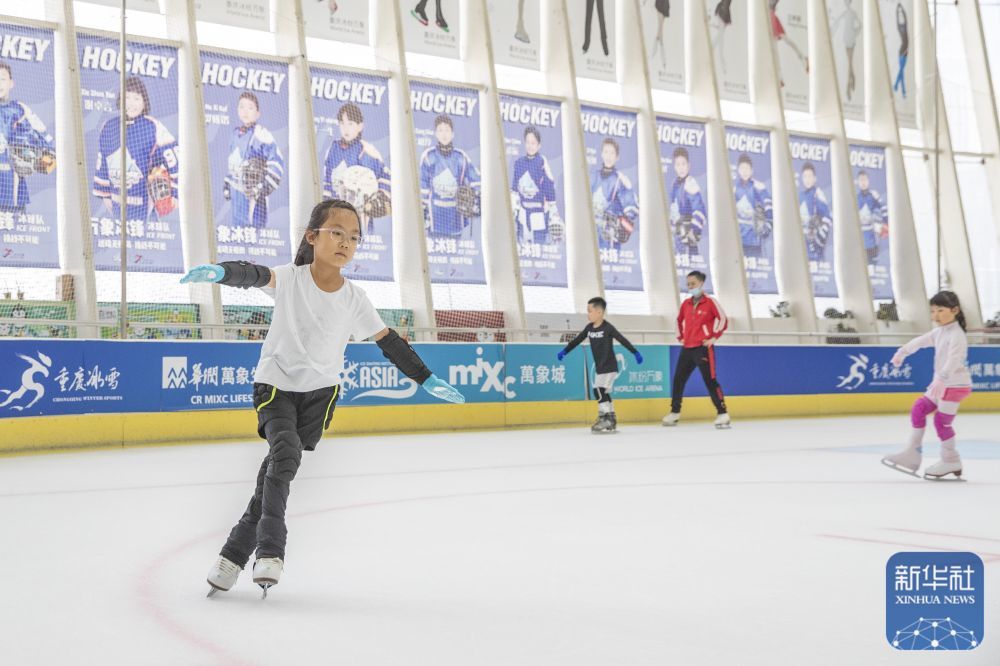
[544,0,603,312]
[618,0,678,321]
[913,0,982,327]
[44,0,98,337]
[462,0,527,337]
[371,0,434,334]
[685,0,752,334]
[808,0,876,334]
[747,0,818,334]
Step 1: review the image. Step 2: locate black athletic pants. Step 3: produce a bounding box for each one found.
[671,346,727,415]
[583,0,608,54]
[220,383,339,565]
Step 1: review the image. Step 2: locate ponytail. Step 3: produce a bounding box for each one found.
[293,199,361,266]
[929,290,966,331]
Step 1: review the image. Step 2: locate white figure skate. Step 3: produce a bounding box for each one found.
[923,459,964,482]
[206,556,241,597]
[714,413,731,429]
[661,412,680,427]
[253,557,284,599]
[881,448,922,478]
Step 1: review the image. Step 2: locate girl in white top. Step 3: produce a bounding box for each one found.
[181,199,464,596]
[882,291,972,480]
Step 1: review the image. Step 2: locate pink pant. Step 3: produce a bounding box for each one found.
[911,387,972,441]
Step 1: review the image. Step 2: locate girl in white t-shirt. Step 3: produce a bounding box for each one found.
[181,199,464,597]
[882,291,972,481]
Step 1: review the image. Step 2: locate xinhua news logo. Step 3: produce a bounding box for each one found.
[886,552,984,651]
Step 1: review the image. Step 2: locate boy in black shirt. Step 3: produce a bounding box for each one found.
[557,297,643,433]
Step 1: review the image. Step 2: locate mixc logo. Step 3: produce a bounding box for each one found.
[449,347,515,399]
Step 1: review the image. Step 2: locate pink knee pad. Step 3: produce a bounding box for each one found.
[934,412,956,441]
[910,396,937,428]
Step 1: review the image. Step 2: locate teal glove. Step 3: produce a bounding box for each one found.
[180,264,225,284]
[422,374,465,403]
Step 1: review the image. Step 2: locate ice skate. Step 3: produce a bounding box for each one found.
[880,448,922,478]
[253,557,283,598]
[591,414,616,434]
[206,556,241,597]
[515,28,530,43]
[714,413,731,429]
[436,16,449,32]
[923,459,964,482]
[410,6,428,25]
[661,412,680,427]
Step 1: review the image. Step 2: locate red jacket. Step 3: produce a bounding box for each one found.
[677,295,728,348]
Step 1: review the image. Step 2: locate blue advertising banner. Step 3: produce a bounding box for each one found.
[201,51,290,264]
[311,67,393,282]
[657,116,711,293]
[581,104,643,291]
[849,143,892,300]
[78,34,181,272]
[790,135,837,298]
[410,80,485,284]
[726,126,776,294]
[585,344,669,399]
[0,22,58,269]
[500,93,568,288]
[505,343,585,402]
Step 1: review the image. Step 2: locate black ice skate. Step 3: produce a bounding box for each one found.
[410,6,429,26]
[591,414,617,434]
[436,16,449,32]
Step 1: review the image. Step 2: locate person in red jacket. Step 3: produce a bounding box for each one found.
[663,270,731,428]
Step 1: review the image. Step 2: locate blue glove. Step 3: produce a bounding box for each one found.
[422,374,465,403]
[556,350,566,362]
[634,351,644,365]
[180,264,225,284]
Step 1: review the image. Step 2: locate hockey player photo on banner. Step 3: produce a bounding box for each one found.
[880,0,915,128]
[568,0,617,82]
[582,104,642,292]
[402,0,460,59]
[78,34,181,273]
[411,80,484,285]
[641,0,684,92]
[790,135,837,298]
[706,0,749,102]
[726,126,776,294]
[0,22,58,270]
[201,50,290,264]
[311,67,392,281]
[657,116,711,293]
[500,93,567,288]
[302,0,370,46]
[487,0,539,70]
[828,0,865,121]
[850,143,892,299]
[770,0,809,112]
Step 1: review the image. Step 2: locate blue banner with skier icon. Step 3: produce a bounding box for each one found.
[78,33,182,272]
[201,50,290,265]
[849,143,892,300]
[311,67,393,281]
[726,126,776,294]
[790,135,837,298]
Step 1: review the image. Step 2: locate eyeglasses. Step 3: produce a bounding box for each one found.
[313,227,363,246]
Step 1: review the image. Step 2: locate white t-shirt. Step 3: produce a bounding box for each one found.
[898,321,972,388]
[254,263,386,392]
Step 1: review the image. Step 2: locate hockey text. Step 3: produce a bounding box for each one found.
[850,148,886,170]
[202,60,286,94]
[726,130,770,154]
[789,140,830,163]
[657,121,704,147]
[410,89,478,117]
[580,110,636,138]
[0,34,50,62]
[81,45,175,78]
[499,99,560,128]
[310,75,386,105]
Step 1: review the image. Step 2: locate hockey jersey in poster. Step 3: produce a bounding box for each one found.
[226,123,284,228]
[93,114,178,221]
[669,175,707,254]
[857,186,887,253]
[591,165,638,249]
[0,99,54,211]
[511,153,556,243]
[799,185,833,260]
[419,143,480,237]
[323,135,390,202]
[733,177,773,251]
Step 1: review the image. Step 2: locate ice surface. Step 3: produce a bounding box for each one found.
[1,414,998,665]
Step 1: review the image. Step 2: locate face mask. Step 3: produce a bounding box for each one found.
[690,286,703,298]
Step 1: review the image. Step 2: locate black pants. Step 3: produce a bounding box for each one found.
[671,346,727,414]
[414,0,444,21]
[583,0,608,54]
[220,383,339,565]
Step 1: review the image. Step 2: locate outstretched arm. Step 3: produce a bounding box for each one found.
[180,261,275,289]
[559,327,590,360]
[892,331,935,366]
[374,328,464,403]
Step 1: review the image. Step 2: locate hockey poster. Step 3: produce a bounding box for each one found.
[726,126,776,294]
[850,143,892,299]
[828,0,865,121]
[581,104,642,292]
[303,0,370,46]
[193,0,269,31]
[790,135,837,298]
[410,80,485,285]
[312,67,393,281]
[568,0,617,82]
[78,33,182,273]
[706,0,749,102]
[657,116,711,293]
[500,93,567,288]
[487,0,539,70]
[880,0,915,128]
[771,0,809,112]
[201,51,290,265]
[641,0,685,92]
[0,22,58,270]
[402,0,461,59]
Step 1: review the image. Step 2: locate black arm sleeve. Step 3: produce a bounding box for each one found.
[608,324,638,354]
[218,261,272,289]
[562,326,590,354]
[376,329,432,385]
